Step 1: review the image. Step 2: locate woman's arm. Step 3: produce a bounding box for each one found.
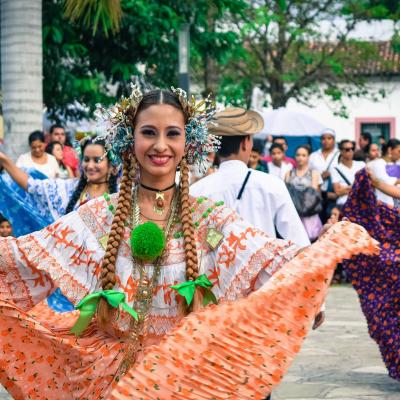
[370,176,400,199]
[311,170,320,191]
[0,151,29,190]
[333,182,351,197]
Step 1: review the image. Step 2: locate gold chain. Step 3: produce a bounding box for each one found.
[117,184,179,376]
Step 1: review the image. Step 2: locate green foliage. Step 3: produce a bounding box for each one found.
[45,0,399,121]
[64,0,122,36]
[44,0,181,121]
[211,0,399,111]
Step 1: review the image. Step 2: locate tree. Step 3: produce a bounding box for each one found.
[213,0,400,113]
[44,0,183,121]
[1,0,43,158]
[44,0,247,119]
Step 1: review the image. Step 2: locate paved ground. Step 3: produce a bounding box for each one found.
[1,285,399,399]
[274,285,400,400]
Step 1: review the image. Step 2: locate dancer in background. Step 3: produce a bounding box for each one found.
[0,137,119,312]
[342,169,399,381]
[0,137,118,224]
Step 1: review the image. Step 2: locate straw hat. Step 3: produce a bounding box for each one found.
[208,107,264,136]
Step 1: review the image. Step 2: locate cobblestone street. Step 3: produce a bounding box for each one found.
[275,285,400,400]
[1,286,399,399]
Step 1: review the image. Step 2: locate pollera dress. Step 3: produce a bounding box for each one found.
[342,169,400,381]
[0,191,378,399]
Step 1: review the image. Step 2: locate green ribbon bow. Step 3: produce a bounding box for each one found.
[170,274,218,307]
[70,290,138,336]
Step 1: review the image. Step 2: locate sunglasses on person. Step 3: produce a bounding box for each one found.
[341,147,355,152]
[82,152,107,164]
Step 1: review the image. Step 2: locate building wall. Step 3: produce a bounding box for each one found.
[253,79,400,142]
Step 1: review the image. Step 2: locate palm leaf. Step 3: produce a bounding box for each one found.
[64,0,122,36]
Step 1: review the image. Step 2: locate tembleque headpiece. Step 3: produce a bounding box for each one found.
[94,84,220,172]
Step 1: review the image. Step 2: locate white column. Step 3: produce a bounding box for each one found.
[1,0,43,159]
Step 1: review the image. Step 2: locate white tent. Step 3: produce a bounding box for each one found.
[256,107,329,139]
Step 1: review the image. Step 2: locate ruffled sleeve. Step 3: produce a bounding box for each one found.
[0,199,107,311]
[27,177,78,220]
[194,198,300,301]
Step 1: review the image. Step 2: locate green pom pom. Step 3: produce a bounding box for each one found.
[130,222,165,262]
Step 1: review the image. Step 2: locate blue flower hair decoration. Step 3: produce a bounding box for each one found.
[94,83,143,165]
[94,84,220,172]
[170,87,220,173]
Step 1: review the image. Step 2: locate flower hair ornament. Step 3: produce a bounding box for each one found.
[94,83,220,172]
[170,86,220,173]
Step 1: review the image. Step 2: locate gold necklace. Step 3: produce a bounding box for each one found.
[139,181,176,216]
[117,185,179,376]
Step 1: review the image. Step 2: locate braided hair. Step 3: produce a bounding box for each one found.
[97,90,202,324]
[65,138,117,214]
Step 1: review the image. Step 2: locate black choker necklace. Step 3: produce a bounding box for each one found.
[87,180,108,185]
[139,182,175,192]
[139,182,176,216]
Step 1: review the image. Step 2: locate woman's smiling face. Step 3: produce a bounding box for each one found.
[81,144,110,182]
[133,104,186,183]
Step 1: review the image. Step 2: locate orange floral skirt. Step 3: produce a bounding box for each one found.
[0,222,378,400]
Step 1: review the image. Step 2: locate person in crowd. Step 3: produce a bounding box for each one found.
[0,137,117,222]
[49,123,80,176]
[0,214,13,237]
[248,137,269,173]
[0,89,374,399]
[267,143,293,180]
[368,138,400,207]
[365,142,380,162]
[354,132,372,162]
[16,130,60,178]
[331,140,365,208]
[285,145,323,242]
[328,205,346,284]
[191,107,309,247]
[379,134,387,149]
[263,136,296,167]
[329,206,341,224]
[263,134,274,156]
[45,141,74,179]
[309,128,339,223]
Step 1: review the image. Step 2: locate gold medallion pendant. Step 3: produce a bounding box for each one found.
[154,192,165,215]
[139,182,176,216]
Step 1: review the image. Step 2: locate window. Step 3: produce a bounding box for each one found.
[355,117,396,145]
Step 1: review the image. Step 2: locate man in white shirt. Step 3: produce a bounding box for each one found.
[309,129,339,221]
[190,107,310,247]
[309,128,339,192]
[331,140,365,207]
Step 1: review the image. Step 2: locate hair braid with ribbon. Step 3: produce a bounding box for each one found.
[97,155,137,324]
[178,157,203,313]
